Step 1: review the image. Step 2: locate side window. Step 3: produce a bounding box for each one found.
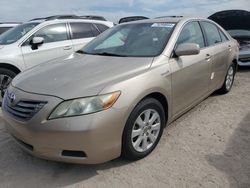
[218,29,229,42]
[91,24,100,36]
[201,22,222,46]
[70,23,95,39]
[95,24,109,33]
[33,23,68,44]
[177,21,205,48]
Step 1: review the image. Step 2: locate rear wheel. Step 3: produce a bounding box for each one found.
[0,68,17,101]
[122,98,165,160]
[218,64,236,94]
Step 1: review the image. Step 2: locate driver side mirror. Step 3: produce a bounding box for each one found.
[175,43,200,57]
[30,37,44,50]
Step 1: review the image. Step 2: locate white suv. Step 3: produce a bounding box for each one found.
[0,15,113,95]
[0,22,20,35]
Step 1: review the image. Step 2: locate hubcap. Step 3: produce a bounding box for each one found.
[225,66,234,91]
[0,74,12,98]
[131,109,161,152]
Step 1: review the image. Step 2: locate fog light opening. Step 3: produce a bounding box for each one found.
[61,150,86,158]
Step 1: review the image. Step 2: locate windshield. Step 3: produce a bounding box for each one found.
[0,22,39,45]
[227,29,250,38]
[82,22,176,57]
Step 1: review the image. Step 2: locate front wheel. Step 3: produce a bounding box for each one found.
[218,64,236,94]
[122,98,165,160]
[0,68,17,99]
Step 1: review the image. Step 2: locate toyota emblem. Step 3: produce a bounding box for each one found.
[8,92,16,103]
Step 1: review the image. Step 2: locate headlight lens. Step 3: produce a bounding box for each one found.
[48,91,120,119]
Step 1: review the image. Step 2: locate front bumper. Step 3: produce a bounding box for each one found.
[2,86,128,164]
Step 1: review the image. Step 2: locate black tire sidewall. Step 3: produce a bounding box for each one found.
[0,68,17,97]
[122,98,165,160]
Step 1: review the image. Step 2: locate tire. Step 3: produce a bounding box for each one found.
[218,64,236,94]
[0,68,17,98]
[122,98,165,160]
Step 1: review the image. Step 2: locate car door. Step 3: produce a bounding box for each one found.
[69,22,99,51]
[170,21,211,116]
[200,21,230,91]
[21,23,74,69]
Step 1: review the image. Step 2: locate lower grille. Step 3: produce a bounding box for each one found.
[3,97,47,121]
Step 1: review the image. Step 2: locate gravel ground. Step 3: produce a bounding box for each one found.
[0,67,249,188]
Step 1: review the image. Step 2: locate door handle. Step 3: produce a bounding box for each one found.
[228,45,232,51]
[205,54,211,61]
[63,46,72,50]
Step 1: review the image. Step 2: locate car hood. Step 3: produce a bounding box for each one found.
[12,53,153,99]
[208,10,250,30]
[0,45,5,49]
[236,37,250,50]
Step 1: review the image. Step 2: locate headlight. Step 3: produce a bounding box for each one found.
[48,91,120,119]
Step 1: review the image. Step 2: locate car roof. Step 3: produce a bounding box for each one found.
[29,19,112,24]
[29,15,110,23]
[118,16,149,24]
[119,17,190,25]
[27,15,113,27]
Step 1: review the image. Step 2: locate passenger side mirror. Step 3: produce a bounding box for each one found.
[175,43,200,57]
[30,37,44,50]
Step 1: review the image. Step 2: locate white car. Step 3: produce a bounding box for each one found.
[0,22,20,35]
[0,15,113,95]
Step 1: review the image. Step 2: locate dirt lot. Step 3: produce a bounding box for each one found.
[0,67,249,188]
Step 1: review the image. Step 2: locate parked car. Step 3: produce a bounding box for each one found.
[0,22,20,35]
[2,17,238,164]
[118,16,149,24]
[0,15,113,97]
[209,10,250,66]
[0,22,21,35]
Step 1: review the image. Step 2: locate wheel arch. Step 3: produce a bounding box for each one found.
[232,59,238,72]
[0,63,21,74]
[138,92,169,124]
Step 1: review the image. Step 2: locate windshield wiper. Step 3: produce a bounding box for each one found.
[76,50,127,57]
[94,52,128,57]
[76,50,89,54]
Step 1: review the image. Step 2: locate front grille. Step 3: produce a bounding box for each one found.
[239,57,250,63]
[3,97,47,121]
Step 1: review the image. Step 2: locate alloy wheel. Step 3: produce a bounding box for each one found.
[225,66,234,91]
[131,109,161,153]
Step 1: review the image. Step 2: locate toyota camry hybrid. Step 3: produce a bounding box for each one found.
[2,17,239,164]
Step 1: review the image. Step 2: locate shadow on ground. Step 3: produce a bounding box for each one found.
[206,113,250,188]
[238,66,250,72]
[0,120,131,188]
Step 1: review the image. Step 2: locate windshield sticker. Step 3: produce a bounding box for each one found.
[151,23,175,28]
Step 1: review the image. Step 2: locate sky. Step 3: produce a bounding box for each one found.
[0,0,250,23]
